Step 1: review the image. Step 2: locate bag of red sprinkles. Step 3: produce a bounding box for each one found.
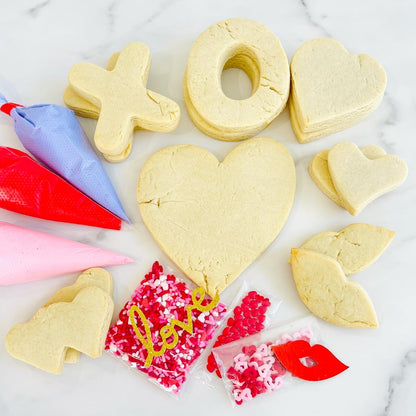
[105,261,227,394]
[204,283,282,381]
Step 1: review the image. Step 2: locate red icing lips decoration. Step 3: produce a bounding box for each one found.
[272,340,348,381]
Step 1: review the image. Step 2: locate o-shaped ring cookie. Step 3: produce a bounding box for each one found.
[184,18,290,141]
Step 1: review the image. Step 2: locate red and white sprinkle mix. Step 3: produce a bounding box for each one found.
[207,291,271,378]
[105,261,227,394]
[224,328,313,405]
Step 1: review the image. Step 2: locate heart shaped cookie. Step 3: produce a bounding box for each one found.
[328,142,407,215]
[290,38,386,143]
[309,145,386,208]
[5,286,114,374]
[137,137,296,296]
[44,268,113,363]
[290,249,378,328]
[300,223,395,275]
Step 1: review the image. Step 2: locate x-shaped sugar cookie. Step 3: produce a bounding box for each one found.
[68,42,180,162]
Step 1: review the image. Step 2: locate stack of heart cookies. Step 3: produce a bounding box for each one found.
[289,38,387,143]
[5,269,114,374]
[309,142,407,215]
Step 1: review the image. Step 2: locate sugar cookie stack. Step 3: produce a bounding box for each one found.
[289,38,387,143]
[5,269,114,374]
[184,18,290,141]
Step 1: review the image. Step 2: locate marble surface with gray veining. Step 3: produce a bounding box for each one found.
[0,1,415,415]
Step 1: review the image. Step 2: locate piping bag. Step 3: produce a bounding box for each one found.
[0,146,122,229]
[0,93,128,222]
[0,221,134,285]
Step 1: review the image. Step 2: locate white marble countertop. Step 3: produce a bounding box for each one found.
[0,1,415,415]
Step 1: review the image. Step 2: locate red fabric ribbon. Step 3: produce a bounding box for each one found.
[0,102,23,116]
[272,340,348,381]
[0,147,121,229]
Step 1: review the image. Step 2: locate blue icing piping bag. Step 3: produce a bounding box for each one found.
[0,94,129,222]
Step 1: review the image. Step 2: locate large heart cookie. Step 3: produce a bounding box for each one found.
[290,249,378,328]
[290,38,386,143]
[309,145,386,208]
[137,137,296,296]
[328,142,407,215]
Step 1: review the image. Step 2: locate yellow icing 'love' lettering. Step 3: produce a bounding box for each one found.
[128,287,219,367]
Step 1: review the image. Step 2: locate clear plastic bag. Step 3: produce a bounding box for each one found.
[105,261,227,395]
[212,316,321,406]
[205,282,282,379]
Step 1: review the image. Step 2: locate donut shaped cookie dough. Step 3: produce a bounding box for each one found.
[184,18,290,141]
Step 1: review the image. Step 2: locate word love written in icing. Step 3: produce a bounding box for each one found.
[128,287,219,367]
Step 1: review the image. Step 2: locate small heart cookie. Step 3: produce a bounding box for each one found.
[309,145,386,208]
[290,38,386,143]
[5,286,113,374]
[328,142,407,215]
[44,268,113,363]
[300,223,394,275]
[137,137,296,296]
[290,249,378,328]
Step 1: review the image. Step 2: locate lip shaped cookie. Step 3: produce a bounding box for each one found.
[309,145,386,208]
[184,18,290,141]
[328,142,408,215]
[290,38,387,143]
[137,137,296,296]
[290,248,378,328]
[299,223,395,275]
[68,42,180,162]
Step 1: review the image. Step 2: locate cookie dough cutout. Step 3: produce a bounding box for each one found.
[300,224,395,275]
[5,287,114,374]
[290,38,386,143]
[137,137,296,297]
[309,145,386,208]
[184,18,290,141]
[328,142,408,215]
[290,249,378,328]
[44,268,113,363]
[68,42,180,162]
